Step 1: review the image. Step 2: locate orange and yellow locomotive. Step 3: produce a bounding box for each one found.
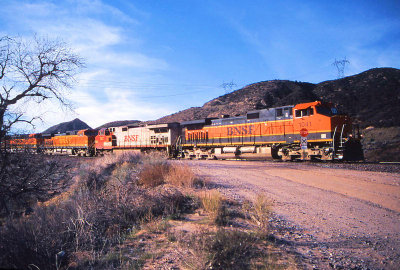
[181,101,363,161]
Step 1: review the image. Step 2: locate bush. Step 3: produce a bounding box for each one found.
[0,153,73,217]
[186,229,259,270]
[0,153,192,269]
[138,162,170,187]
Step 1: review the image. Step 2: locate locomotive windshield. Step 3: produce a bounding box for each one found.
[295,107,314,117]
[316,105,339,116]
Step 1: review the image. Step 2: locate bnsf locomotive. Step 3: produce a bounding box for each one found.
[6,101,363,161]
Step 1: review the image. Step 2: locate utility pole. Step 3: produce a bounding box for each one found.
[220,80,237,94]
[332,57,350,79]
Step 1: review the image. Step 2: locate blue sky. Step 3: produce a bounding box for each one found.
[1,0,399,130]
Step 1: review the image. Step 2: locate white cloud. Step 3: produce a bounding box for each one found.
[1,0,173,131]
[74,87,174,128]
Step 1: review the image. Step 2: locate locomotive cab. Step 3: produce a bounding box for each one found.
[95,128,116,154]
[292,101,362,160]
[293,101,352,141]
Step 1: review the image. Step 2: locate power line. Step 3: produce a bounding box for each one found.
[332,57,350,79]
[220,80,237,94]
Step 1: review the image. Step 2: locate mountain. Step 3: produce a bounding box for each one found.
[42,118,91,134]
[152,68,400,128]
[96,120,141,129]
[313,68,400,127]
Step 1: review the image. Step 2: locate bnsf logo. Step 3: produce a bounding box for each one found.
[124,135,139,142]
[227,125,255,136]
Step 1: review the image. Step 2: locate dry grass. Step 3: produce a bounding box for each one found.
[199,190,222,215]
[142,217,171,234]
[182,228,259,270]
[243,194,273,234]
[198,190,229,226]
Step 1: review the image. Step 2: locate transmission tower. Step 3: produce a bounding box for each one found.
[332,57,350,79]
[220,80,237,94]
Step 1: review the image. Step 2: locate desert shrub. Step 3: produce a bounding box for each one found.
[0,186,189,269]
[0,152,193,269]
[243,194,272,234]
[186,229,259,270]
[139,151,168,165]
[96,151,142,168]
[138,162,170,187]
[78,152,142,191]
[0,153,73,217]
[141,216,171,234]
[164,163,198,188]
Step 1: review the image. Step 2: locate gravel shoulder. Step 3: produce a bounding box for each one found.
[181,160,400,269]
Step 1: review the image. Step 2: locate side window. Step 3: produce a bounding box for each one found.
[276,108,283,117]
[295,110,301,117]
[247,112,260,119]
[308,107,314,115]
[283,108,290,117]
[122,127,128,132]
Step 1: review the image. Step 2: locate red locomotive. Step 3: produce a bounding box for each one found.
[6,101,363,161]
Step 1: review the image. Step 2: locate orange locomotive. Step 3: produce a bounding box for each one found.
[8,133,45,153]
[180,101,363,161]
[43,129,98,156]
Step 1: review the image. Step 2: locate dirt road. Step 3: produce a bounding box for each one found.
[183,160,400,269]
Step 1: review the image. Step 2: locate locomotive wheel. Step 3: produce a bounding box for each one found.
[279,148,291,161]
[321,150,333,161]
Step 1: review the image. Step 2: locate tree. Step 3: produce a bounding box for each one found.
[0,35,83,148]
[0,35,82,216]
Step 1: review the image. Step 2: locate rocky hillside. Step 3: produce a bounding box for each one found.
[96,120,141,129]
[153,68,400,128]
[42,118,91,134]
[313,68,400,127]
[151,80,316,124]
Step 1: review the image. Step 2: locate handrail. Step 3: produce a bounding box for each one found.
[340,124,346,148]
[332,126,338,159]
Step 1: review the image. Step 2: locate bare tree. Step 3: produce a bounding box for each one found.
[0,35,83,147]
[0,35,83,216]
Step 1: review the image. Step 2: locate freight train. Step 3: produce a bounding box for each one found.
[5,101,364,161]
